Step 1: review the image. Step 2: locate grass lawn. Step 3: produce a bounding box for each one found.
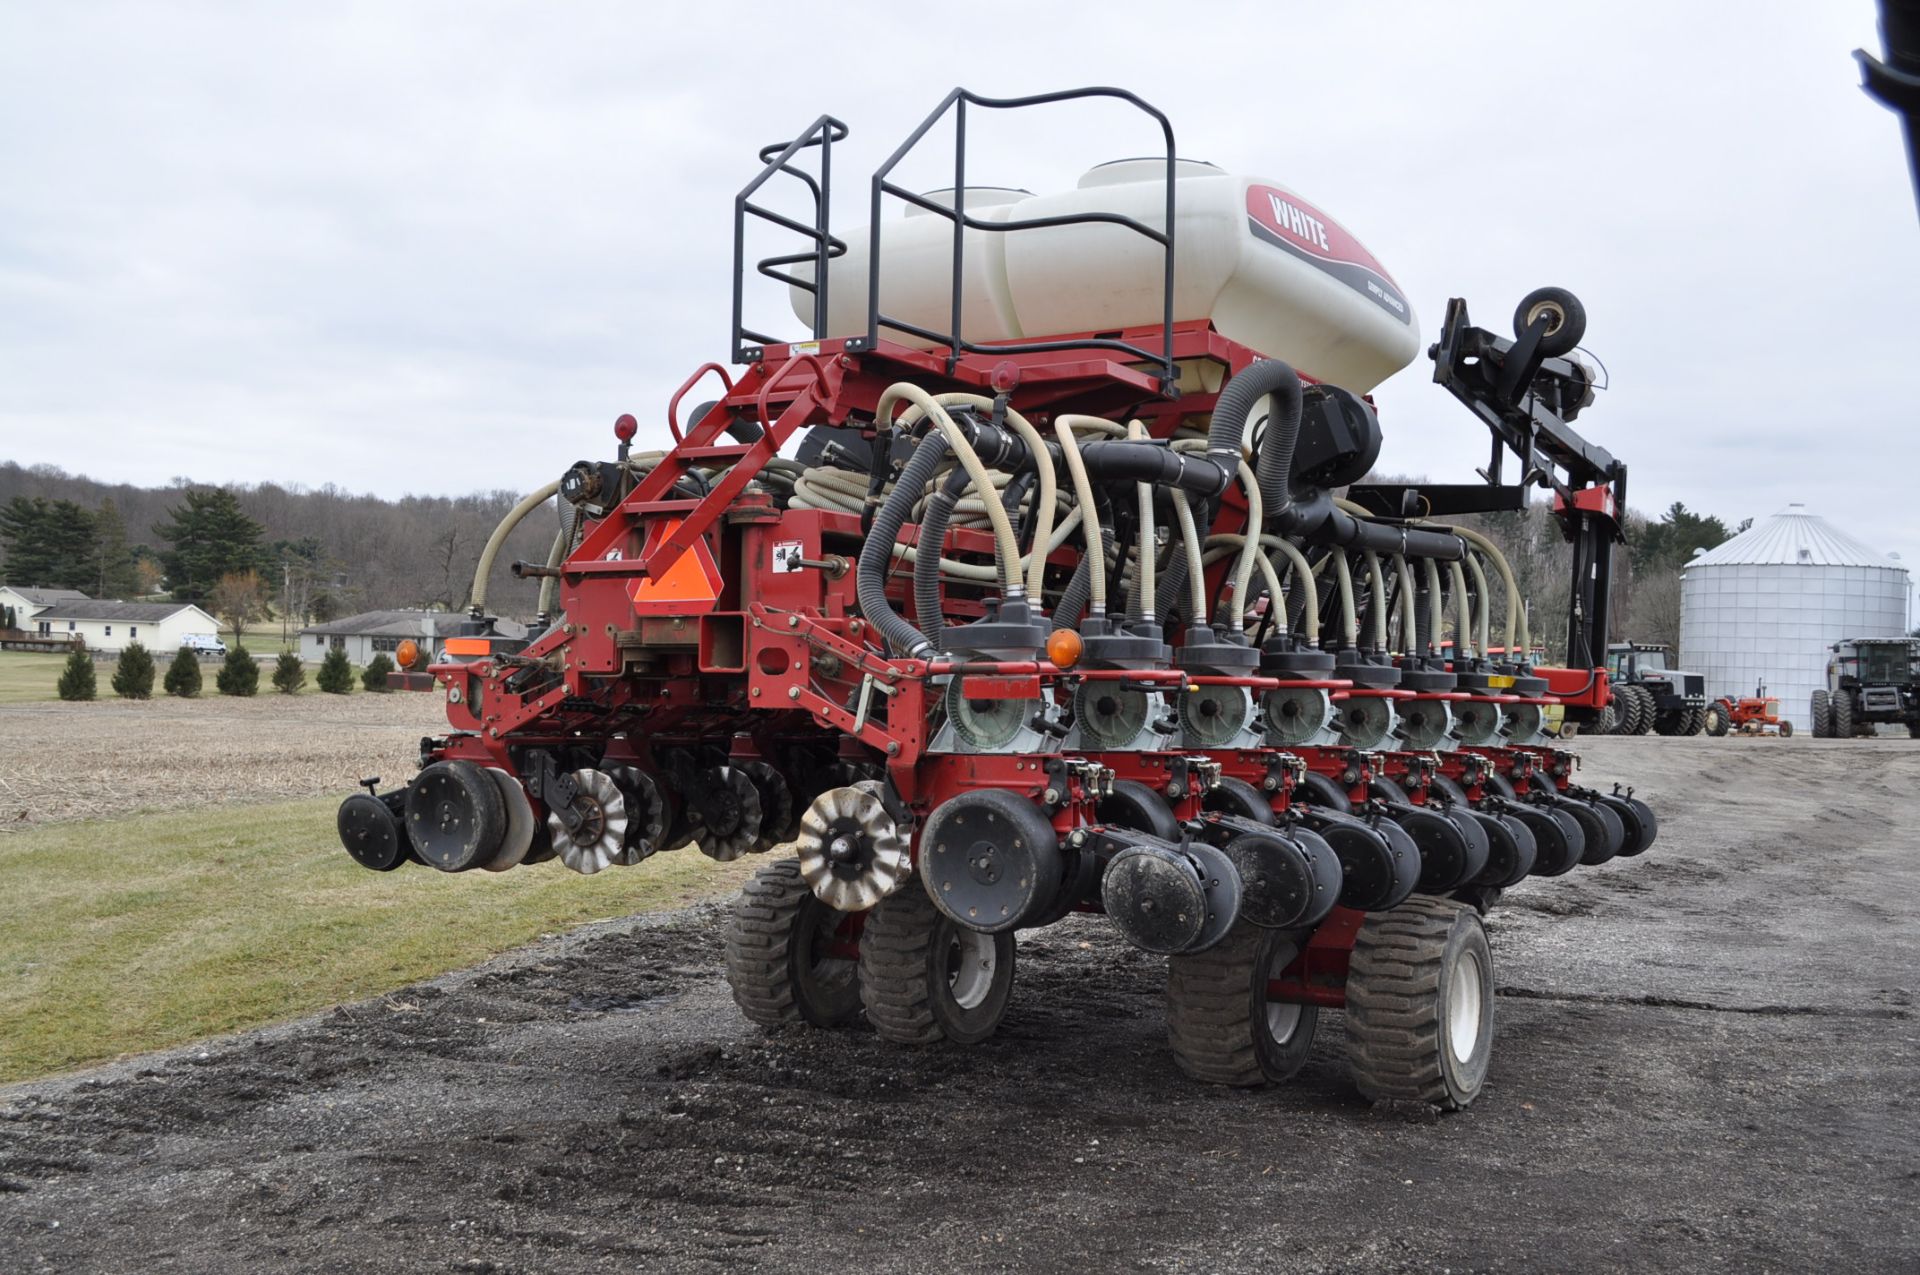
[0,797,756,1083]
[0,651,68,704]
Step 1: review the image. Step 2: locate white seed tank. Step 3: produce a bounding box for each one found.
[790,159,1421,393]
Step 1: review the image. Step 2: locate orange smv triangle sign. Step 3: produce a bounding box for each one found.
[627,518,723,614]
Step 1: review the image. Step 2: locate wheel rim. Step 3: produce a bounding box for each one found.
[797,903,856,1006]
[944,927,997,1010]
[1448,951,1484,1061]
[1264,942,1302,1043]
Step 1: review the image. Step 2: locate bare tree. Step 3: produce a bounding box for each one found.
[211,569,268,644]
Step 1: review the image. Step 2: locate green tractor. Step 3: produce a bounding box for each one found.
[1599,642,1707,736]
[1811,637,1920,739]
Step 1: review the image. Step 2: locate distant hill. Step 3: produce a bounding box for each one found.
[0,461,558,617]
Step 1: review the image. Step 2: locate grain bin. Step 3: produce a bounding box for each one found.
[1680,504,1911,730]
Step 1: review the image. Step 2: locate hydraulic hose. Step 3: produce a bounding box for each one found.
[1129,420,1158,625]
[875,383,1023,595]
[1451,524,1530,656]
[1170,489,1210,628]
[1449,559,1477,661]
[1213,359,1305,524]
[471,479,562,613]
[914,467,973,652]
[1362,550,1390,654]
[917,392,1058,597]
[857,431,951,657]
[1392,553,1419,659]
[1424,557,1445,656]
[1331,552,1359,649]
[1053,414,1113,617]
[1465,551,1493,658]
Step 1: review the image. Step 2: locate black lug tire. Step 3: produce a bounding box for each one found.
[1594,701,1617,735]
[1704,702,1731,737]
[1683,705,1707,736]
[1632,686,1656,735]
[726,859,863,1030]
[1907,721,1920,739]
[1166,923,1319,1087]
[1832,693,1854,739]
[1811,690,1831,739]
[1513,286,1587,357]
[1346,895,1494,1110]
[1778,720,1793,738]
[859,887,1014,1046]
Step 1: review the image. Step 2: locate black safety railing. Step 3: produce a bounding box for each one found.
[857,87,1178,390]
[732,114,849,361]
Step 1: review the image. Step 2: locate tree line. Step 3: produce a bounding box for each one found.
[0,462,558,621]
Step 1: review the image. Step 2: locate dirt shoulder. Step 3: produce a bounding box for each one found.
[1,736,1916,1272]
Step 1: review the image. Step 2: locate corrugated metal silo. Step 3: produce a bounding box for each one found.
[1679,504,1910,730]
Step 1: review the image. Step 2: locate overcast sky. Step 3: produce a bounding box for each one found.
[3,2,1916,578]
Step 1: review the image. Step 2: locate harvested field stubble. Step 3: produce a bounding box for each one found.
[0,691,445,830]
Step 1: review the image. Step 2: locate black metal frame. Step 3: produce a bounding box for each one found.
[854,87,1179,391]
[1350,295,1628,672]
[731,114,849,361]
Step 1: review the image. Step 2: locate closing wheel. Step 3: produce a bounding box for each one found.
[725,859,862,1029]
[481,767,537,871]
[1549,796,1614,867]
[1293,770,1353,813]
[1346,895,1495,1109]
[1098,778,1181,841]
[1101,842,1209,954]
[918,788,1060,933]
[338,792,407,872]
[406,760,507,873]
[603,765,667,865]
[1166,924,1319,1086]
[1591,792,1649,857]
[1503,803,1581,877]
[1204,775,1275,824]
[547,768,632,875]
[691,767,765,862]
[796,784,911,913]
[859,887,1014,1045]
[739,761,796,849]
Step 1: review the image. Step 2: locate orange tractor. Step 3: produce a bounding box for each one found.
[1704,683,1793,737]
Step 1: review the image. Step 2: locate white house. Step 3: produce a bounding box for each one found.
[25,599,221,654]
[0,585,92,629]
[298,610,527,667]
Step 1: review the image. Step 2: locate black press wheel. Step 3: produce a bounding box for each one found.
[404,759,506,872]
[859,887,1013,1046]
[1346,895,1494,1109]
[1513,286,1587,357]
[1166,922,1319,1086]
[1811,689,1831,739]
[726,859,862,1029]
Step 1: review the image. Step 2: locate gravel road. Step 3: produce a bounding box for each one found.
[2,736,1915,1272]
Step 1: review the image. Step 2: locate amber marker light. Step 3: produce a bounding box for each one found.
[395,639,420,669]
[1046,628,1083,670]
